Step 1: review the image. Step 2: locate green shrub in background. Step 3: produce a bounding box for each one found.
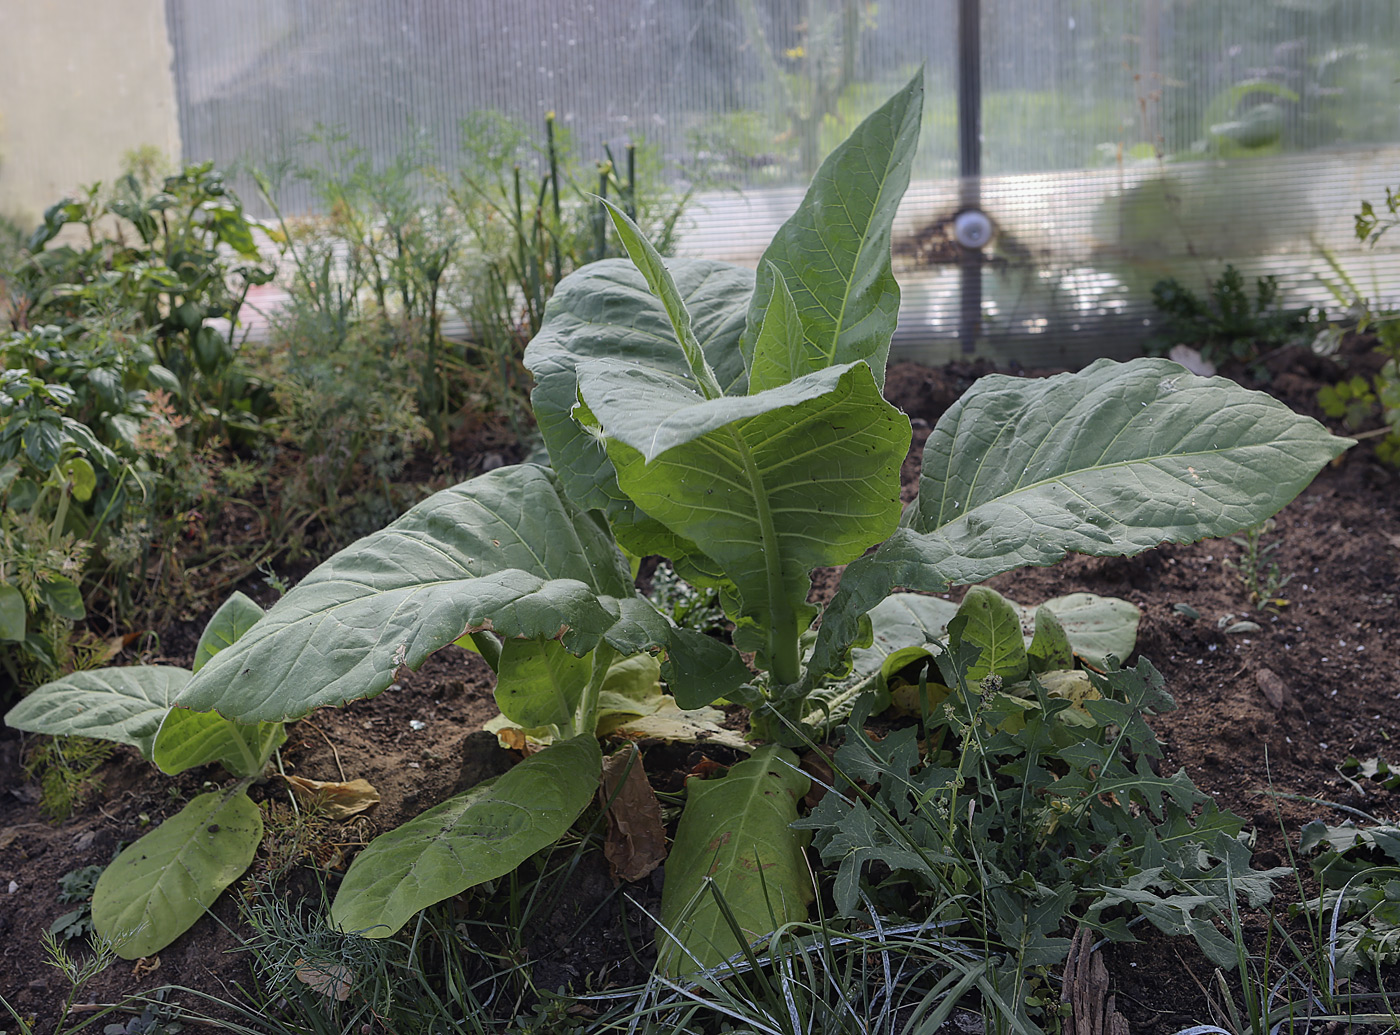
[0,163,277,687]
[13,162,276,439]
[1149,264,1319,368]
[1318,187,1400,466]
[255,115,691,458]
[2,120,697,692]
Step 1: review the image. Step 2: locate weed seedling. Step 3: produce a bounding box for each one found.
[49,865,105,944]
[23,736,113,822]
[1224,519,1294,612]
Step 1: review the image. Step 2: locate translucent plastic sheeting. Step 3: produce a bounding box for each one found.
[682,145,1400,366]
[164,0,1400,363]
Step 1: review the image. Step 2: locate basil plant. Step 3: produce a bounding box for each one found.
[168,73,1350,971]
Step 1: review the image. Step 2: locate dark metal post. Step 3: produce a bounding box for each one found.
[957,0,982,353]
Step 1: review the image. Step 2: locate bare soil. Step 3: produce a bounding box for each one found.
[2,344,1397,1033]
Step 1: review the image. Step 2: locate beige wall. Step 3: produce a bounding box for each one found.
[0,0,181,226]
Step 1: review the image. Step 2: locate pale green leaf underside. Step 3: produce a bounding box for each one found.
[331,735,602,937]
[177,465,653,724]
[741,71,924,391]
[524,258,753,523]
[192,591,264,674]
[494,637,590,730]
[658,745,812,975]
[811,358,1352,677]
[92,789,262,959]
[1017,593,1140,669]
[152,707,286,777]
[581,360,908,676]
[5,666,191,759]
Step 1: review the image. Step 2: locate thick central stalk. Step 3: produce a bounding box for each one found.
[727,429,801,687]
[573,643,616,740]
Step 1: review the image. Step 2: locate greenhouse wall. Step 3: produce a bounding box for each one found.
[6,1,1399,365]
[0,0,181,226]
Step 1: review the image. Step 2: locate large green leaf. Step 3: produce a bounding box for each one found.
[4,666,191,759]
[330,735,602,937]
[152,707,286,778]
[599,198,724,400]
[579,360,908,685]
[192,591,263,673]
[176,465,658,724]
[523,258,753,540]
[658,745,812,975]
[0,582,25,642]
[956,586,1028,683]
[740,71,924,391]
[1017,593,1140,669]
[811,358,1353,677]
[493,637,590,730]
[92,788,262,959]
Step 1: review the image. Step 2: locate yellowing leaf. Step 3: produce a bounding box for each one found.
[283,775,381,819]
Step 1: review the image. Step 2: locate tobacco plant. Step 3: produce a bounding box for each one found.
[167,74,1350,969]
[5,592,284,958]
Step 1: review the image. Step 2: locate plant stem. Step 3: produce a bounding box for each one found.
[573,642,616,740]
[545,112,563,284]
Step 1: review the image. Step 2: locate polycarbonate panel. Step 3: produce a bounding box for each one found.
[164,0,1400,364]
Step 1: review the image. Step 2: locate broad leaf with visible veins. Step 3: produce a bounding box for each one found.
[578,358,908,684]
[93,789,262,959]
[177,465,663,724]
[956,586,1028,683]
[493,637,591,730]
[5,667,190,759]
[658,745,812,975]
[152,707,286,777]
[331,735,601,937]
[524,257,752,558]
[810,358,1352,678]
[740,71,923,391]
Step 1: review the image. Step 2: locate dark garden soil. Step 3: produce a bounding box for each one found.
[2,343,1397,1033]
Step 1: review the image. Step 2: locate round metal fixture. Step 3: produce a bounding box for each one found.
[953,208,994,249]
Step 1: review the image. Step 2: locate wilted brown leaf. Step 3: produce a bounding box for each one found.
[283,775,380,819]
[1255,667,1292,711]
[599,744,667,884]
[294,959,353,1001]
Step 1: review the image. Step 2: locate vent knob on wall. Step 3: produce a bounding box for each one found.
[953,208,994,249]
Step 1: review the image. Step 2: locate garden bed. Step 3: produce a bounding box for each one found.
[1,342,1396,1034]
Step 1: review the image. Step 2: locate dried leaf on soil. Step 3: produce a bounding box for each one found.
[295,959,354,1000]
[283,775,381,819]
[1254,667,1293,710]
[599,744,667,883]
